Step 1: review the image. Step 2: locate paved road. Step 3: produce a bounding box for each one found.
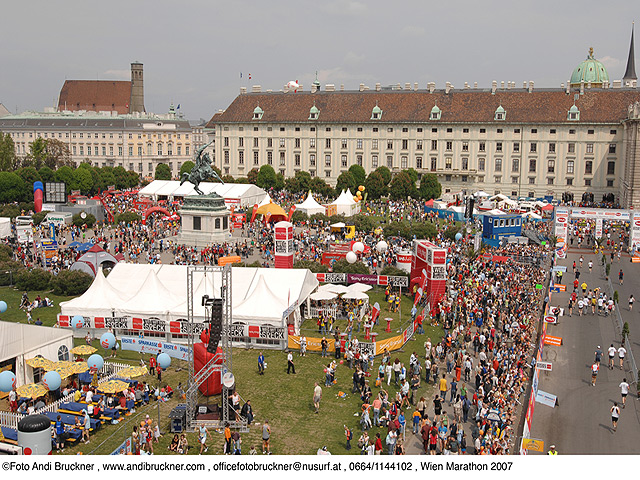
[529,242,640,454]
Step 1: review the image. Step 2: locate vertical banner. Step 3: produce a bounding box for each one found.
[595,218,603,239]
[553,207,569,244]
[631,211,640,253]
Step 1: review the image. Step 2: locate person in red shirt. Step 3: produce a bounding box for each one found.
[149,356,156,376]
[374,432,383,455]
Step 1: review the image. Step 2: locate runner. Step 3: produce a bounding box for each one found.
[608,344,617,370]
[591,361,599,386]
[629,295,635,311]
[619,378,629,408]
[618,345,627,370]
[610,403,621,432]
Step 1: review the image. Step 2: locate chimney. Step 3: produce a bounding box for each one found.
[311,84,317,93]
[363,86,370,91]
[464,82,469,89]
[528,81,534,93]
[340,84,345,91]
[491,80,497,94]
[130,62,145,113]
[375,83,381,91]
[252,85,262,93]
[500,81,505,90]
[587,81,592,89]
[325,84,335,92]
[613,80,622,88]
[566,80,571,94]
[404,83,411,90]
[240,86,247,94]
[523,81,527,89]
[359,83,365,92]
[428,82,435,93]
[580,81,585,95]
[445,82,451,94]
[414,82,418,91]
[474,82,478,89]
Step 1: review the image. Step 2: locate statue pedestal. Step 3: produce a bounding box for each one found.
[178,194,230,246]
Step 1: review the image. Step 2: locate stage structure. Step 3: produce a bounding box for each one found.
[184,264,247,432]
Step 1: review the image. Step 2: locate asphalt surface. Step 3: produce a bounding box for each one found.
[529,238,640,454]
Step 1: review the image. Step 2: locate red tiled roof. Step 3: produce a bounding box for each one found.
[207,89,640,127]
[58,80,132,114]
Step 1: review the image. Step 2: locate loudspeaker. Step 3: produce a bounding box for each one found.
[207,298,224,353]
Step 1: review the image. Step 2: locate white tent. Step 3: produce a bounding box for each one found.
[347,283,373,293]
[138,180,267,208]
[330,190,361,216]
[310,291,338,301]
[258,194,272,207]
[60,263,318,331]
[0,322,73,387]
[0,218,11,238]
[342,291,369,300]
[295,191,325,216]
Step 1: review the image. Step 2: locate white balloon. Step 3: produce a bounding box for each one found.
[345,251,357,264]
[353,241,365,253]
[376,241,388,253]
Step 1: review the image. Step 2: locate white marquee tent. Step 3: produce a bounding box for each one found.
[0,218,11,239]
[60,263,318,332]
[330,190,361,216]
[294,192,326,216]
[0,322,74,387]
[138,181,266,208]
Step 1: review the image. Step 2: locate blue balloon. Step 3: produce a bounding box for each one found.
[87,354,104,370]
[0,301,7,313]
[455,232,463,241]
[43,371,61,391]
[157,353,171,369]
[33,181,43,193]
[72,315,84,329]
[0,371,16,392]
[100,332,116,350]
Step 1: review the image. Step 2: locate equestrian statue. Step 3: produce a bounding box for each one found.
[180,140,224,195]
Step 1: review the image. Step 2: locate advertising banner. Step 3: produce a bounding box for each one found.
[632,211,640,252]
[120,336,192,360]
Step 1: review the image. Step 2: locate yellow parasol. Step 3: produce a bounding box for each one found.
[17,383,48,399]
[49,361,73,371]
[25,357,54,370]
[97,380,130,394]
[117,366,148,379]
[52,366,74,379]
[70,345,97,355]
[69,362,89,374]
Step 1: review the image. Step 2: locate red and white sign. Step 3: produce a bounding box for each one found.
[274,220,294,268]
[536,361,552,371]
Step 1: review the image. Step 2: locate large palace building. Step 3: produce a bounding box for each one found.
[207,31,640,208]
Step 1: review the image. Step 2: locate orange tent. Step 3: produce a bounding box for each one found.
[218,256,241,266]
[256,201,287,222]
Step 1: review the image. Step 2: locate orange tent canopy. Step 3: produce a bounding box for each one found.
[256,201,287,217]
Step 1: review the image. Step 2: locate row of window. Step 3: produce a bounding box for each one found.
[439,175,614,188]
[223,136,616,154]
[69,144,190,157]
[224,150,616,176]
[226,125,618,136]
[7,131,190,140]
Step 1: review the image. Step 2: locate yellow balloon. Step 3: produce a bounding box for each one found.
[358,185,365,192]
[353,196,359,201]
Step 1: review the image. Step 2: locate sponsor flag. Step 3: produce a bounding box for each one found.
[250,204,259,222]
[287,205,296,222]
[371,302,381,324]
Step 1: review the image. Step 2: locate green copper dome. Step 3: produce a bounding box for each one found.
[570,47,609,87]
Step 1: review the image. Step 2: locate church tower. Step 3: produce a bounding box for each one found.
[130,62,145,113]
[623,24,637,87]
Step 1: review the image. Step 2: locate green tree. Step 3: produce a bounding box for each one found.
[50,270,93,296]
[155,163,171,180]
[25,138,47,170]
[17,167,42,201]
[335,171,356,196]
[38,166,55,183]
[332,259,370,274]
[44,139,71,169]
[375,166,392,186]
[235,177,249,184]
[365,170,387,199]
[380,266,409,277]
[72,212,96,228]
[54,165,76,192]
[412,222,438,239]
[291,210,309,223]
[73,167,94,194]
[247,168,259,185]
[310,177,334,197]
[256,164,277,189]
[221,175,235,183]
[293,259,328,273]
[419,173,442,200]
[114,212,142,224]
[404,168,419,184]
[274,173,285,191]
[348,164,366,187]
[0,133,17,171]
[112,166,130,190]
[97,167,116,192]
[349,214,375,233]
[126,170,140,188]
[389,171,415,200]
[0,172,26,203]
[179,160,195,177]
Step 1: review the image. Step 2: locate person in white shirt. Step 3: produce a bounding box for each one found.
[287,351,295,374]
[619,378,630,408]
[618,346,627,370]
[85,389,94,403]
[608,345,617,370]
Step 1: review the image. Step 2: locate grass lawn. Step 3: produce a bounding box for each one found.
[0,286,75,326]
[0,287,444,455]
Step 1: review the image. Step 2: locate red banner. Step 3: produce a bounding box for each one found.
[250,204,259,223]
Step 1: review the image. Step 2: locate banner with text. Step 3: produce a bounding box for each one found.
[120,336,192,361]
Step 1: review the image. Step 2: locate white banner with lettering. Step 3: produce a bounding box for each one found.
[120,336,192,360]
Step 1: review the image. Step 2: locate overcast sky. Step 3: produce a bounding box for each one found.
[1,1,637,121]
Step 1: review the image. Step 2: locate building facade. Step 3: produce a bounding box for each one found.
[0,109,194,179]
[207,85,640,205]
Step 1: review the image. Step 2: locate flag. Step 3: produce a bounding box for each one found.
[250,204,259,223]
[371,302,381,324]
[240,72,242,78]
[249,73,252,80]
[176,104,180,110]
[287,205,296,222]
[414,287,423,306]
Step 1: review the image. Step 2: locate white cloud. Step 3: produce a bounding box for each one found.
[343,51,365,64]
[103,69,130,79]
[599,56,623,70]
[401,25,425,37]
[320,0,367,16]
